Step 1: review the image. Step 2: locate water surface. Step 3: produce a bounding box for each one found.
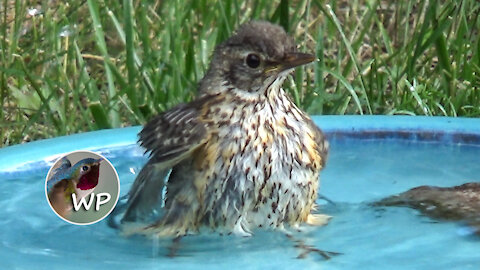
[1,138,479,269]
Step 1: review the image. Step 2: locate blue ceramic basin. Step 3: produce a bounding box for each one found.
[1,116,479,269]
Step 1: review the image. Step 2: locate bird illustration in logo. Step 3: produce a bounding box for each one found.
[47,157,103,218]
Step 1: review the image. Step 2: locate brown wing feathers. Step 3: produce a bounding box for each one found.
[139,103,207,164]
[122,96,212,224]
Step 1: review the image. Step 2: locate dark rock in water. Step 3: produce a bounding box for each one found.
[376,182,480,235]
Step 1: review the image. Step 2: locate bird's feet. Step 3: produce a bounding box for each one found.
[285,234,341,260]
[306,214,331,226]
[167,236,182,258]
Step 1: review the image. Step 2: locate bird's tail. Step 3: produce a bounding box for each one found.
[108,160,200,237]
[107,161,169,230]
[120,199,199,237]
[106,195,128,229]
[123,161,170,223]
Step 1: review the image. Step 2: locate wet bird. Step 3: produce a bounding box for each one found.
[376,182,480,235]
[121,21,329,237]
[47,157,103,218]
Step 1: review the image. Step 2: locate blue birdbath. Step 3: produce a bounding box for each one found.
[0,116,479,269]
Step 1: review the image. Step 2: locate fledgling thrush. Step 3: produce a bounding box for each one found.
[121,21,329,237]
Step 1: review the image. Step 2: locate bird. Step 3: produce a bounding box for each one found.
[120,21,330,238]
[47,157,103,218]
[376,182,480,235]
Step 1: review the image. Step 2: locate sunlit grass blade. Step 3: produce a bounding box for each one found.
[325,4,372,114]
[123,0,138,110]
[404,79,432,116]
[88,101,111,129]
[324,68,364,115]
[20,61,61,129]
[86,0,120,128]
[73,42,111,129]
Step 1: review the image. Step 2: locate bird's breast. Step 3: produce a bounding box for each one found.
[196,90,322,230]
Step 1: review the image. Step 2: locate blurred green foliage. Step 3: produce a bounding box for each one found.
[1,0,479,146]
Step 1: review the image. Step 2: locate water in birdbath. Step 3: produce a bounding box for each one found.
[0,137,479,269]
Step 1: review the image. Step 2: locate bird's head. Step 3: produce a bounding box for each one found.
[71,158,103,190]
[202,21,315,95]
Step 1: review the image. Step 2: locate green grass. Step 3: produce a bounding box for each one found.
[1,0,479,147]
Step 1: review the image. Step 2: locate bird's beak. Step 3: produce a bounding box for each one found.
[280,52,316,71]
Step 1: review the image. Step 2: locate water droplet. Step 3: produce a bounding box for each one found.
[129,167,136,175]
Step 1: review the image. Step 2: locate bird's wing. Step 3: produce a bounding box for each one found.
[139,102,208,165]
[55,157,72,172]
[122,96,212,223]
[307,118,329,168]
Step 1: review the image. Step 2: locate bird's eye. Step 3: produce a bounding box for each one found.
[81,165,89,172]
[245,54,261,68]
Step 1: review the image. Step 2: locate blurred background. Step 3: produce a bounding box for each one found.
[1,0,479,147]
